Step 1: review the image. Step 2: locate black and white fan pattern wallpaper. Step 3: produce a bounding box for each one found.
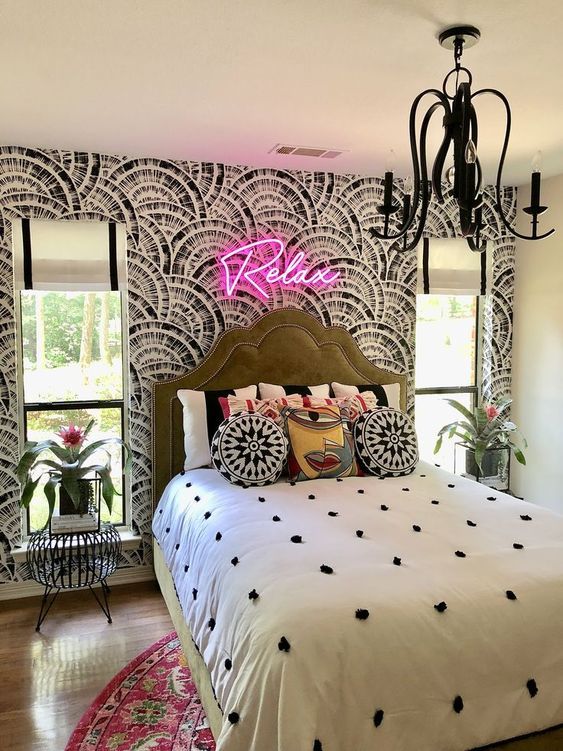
[0,147,516,586]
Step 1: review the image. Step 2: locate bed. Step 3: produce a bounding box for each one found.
[152,308,563,751]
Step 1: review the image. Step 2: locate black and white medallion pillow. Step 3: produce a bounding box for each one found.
[211,412,288,487]
[353,408,419,477]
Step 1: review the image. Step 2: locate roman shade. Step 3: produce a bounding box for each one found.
[12,219,127,291]
[416,237,491,295]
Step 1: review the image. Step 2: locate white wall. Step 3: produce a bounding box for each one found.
[511,174,563,511]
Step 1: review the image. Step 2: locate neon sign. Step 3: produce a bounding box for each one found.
[219,239,340,300]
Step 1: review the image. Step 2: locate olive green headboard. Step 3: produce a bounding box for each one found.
[152,308,407,509]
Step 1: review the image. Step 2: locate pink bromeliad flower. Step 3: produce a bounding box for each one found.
[485,404,499,421]
[57,424,86,449]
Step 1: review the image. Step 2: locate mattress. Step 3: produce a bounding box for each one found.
[152,461,563,751]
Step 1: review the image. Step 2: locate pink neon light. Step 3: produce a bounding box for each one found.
[219,239,340,299]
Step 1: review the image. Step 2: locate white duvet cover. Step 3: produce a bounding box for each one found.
[152,462,563,751]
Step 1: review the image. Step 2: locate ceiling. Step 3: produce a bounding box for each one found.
[1,0,563,185]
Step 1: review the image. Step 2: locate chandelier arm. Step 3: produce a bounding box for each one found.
[472,88,555,241]
[394,100,447,252]
[370,89,448,242]
[431,122,453,202]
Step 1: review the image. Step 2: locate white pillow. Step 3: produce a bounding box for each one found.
[331,381,401,410]
[177,385,257,470]
[259,382,330,399]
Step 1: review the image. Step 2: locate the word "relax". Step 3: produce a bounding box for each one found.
[219,239,340,300]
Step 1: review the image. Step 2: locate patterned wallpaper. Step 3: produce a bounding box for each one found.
[0,147,516,586]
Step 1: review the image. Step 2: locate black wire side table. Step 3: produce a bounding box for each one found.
[27,523,121,631]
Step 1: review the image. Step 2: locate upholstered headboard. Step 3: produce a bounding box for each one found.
[152,309,407,507]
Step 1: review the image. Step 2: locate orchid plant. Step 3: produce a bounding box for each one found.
[434,397,527,472]
[17,419,131,526]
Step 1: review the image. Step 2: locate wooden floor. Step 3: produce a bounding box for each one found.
[0,580,173,751]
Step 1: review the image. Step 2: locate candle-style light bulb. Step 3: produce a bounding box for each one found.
[445,165,456,186]
[404,175,413,195]
[532,150,543,173]
[384,149,396,174]
[465,139,477,164]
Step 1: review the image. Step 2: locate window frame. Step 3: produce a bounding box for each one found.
[16,290,131,537]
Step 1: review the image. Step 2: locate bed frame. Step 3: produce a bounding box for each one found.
[151,308,563,750]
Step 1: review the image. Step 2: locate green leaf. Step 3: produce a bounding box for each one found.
[83,419,96,440]
[16,440,69,483]
[433,435,443,454]
[512,447,526,465]
[20,474,43,508]
[60,471,82,510]
[43,476,59,529]
[96,466,118,514]
[444,399,477,427]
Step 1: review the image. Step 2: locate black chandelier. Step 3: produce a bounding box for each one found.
[371,25,555,252]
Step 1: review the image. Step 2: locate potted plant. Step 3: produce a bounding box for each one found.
[17,419,131,528]
[434,397,527,477]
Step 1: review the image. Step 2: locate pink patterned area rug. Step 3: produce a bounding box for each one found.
[65,631,216,751]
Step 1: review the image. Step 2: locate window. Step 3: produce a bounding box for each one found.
[19,290,128,532]
[415,294,480,471]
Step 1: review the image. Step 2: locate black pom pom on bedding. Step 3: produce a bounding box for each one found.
[175,543,180,550]
[258,496,266,503]
[393,556,402,566]
[208,617,216,631]
[308,494,316,500]
[380,504,389,511]
[356,530,364,538]
[291,535,303,543]
[313,740,323,751]
[431,500,440,505]
[434,601,447,613]
[231,556,239,566]
[320,564,334,574]
[192,588,198,600]
[453,695,464,713]
[215,532,222,541]
[506,590,517,600]
[467,520,477,527]
[527,678,538,698]
[373,709,384,727]
[328,511,339,517]
[278,636,291,652]
[228,711,240,724]
[412,524,421,532]
[204,511,211,519]
[185,482,191,487]
[194,495,201,502]
[513,542,524,549]
[487,496,496,501]
[358,489,365,494]
[272,515,281,522]
[225,658,232,670]
[248,589,259,600]
[184,565,189,573]
[520,514,532,521]
[448,484,455,488]
[355,609,370,620]
[455,550,466,558]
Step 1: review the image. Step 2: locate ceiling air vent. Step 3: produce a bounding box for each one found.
[270,143,345,159]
